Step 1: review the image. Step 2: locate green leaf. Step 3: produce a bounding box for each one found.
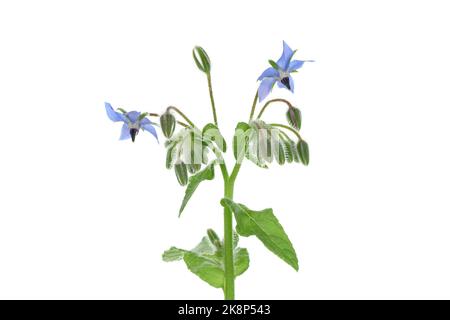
[179,163,215,216]
[183,251,224,288]
[162,247,186,262]
[268,59,280,70]
[221,198,299,271]
[116,108,127,114]
[163,232,250,289]
[202,123,227,152]
[234,247,250,276]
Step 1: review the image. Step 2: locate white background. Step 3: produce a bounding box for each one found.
[1,0,450,300]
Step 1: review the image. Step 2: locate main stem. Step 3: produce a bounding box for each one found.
[221,163,241,300]
[206,73,218,126]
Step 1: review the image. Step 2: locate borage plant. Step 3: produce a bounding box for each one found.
[105,41,312,300]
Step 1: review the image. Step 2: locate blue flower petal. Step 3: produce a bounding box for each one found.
[105,102,126,122]
[276,41,295,71]
[288,60,305,72]
[142,123,159,142]
[257,67,279,81]
[276,80,285,88]
[258,78,276,102]
[288,75,295,93]
[140,117,151,125]
[126,111,141,123]
[119,123,131,140]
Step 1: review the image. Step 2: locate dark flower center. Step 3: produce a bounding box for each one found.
[281,77,291,90]
[130,128,139,142]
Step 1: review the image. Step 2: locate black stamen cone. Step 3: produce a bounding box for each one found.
[130,128,138,142]
[281,77,291,90]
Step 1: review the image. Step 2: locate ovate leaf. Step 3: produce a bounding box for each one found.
[179,163,215,216]
[221,198,298,271]
[162,231,250,289]
[183,251,224,288]
[162,247,186,262]
[234,247,250,276]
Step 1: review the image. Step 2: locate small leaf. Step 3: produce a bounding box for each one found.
[207,229,222,249]
[163,232,250,289]
[234,247,250,276]
[297,140,310,166]
[179,163,215,216]
[162,247,186,262]
[184,252,224,288]
[221,198,298,271]
[202,123,227,152]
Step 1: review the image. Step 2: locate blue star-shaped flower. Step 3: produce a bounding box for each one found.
[105,102,158,142]
[257,41,311,102]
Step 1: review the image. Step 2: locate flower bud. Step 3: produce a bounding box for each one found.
[160,111,176,138]
[174,162,188,186]
[297,140,309,166]
[166,144,177,169]
[192,46,211,73]
[275,141,286,165]
[286,107,302,130]
[207,229,222,249]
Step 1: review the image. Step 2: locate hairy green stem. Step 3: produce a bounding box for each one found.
[270,123,302,140]
[248,91,259,122]
[256,98,293,119]
[167,106,196,128]
[222,163,241,300]
[206,73,218,126]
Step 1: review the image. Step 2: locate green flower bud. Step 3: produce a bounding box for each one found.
[207,229,222,249]
[160,111,176,139]
[192,46,211,73]
[297,140,310,166]
[286,107,302,130]
[174,162,188,186]
[165,144,177,169]
[275,141,286,165]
